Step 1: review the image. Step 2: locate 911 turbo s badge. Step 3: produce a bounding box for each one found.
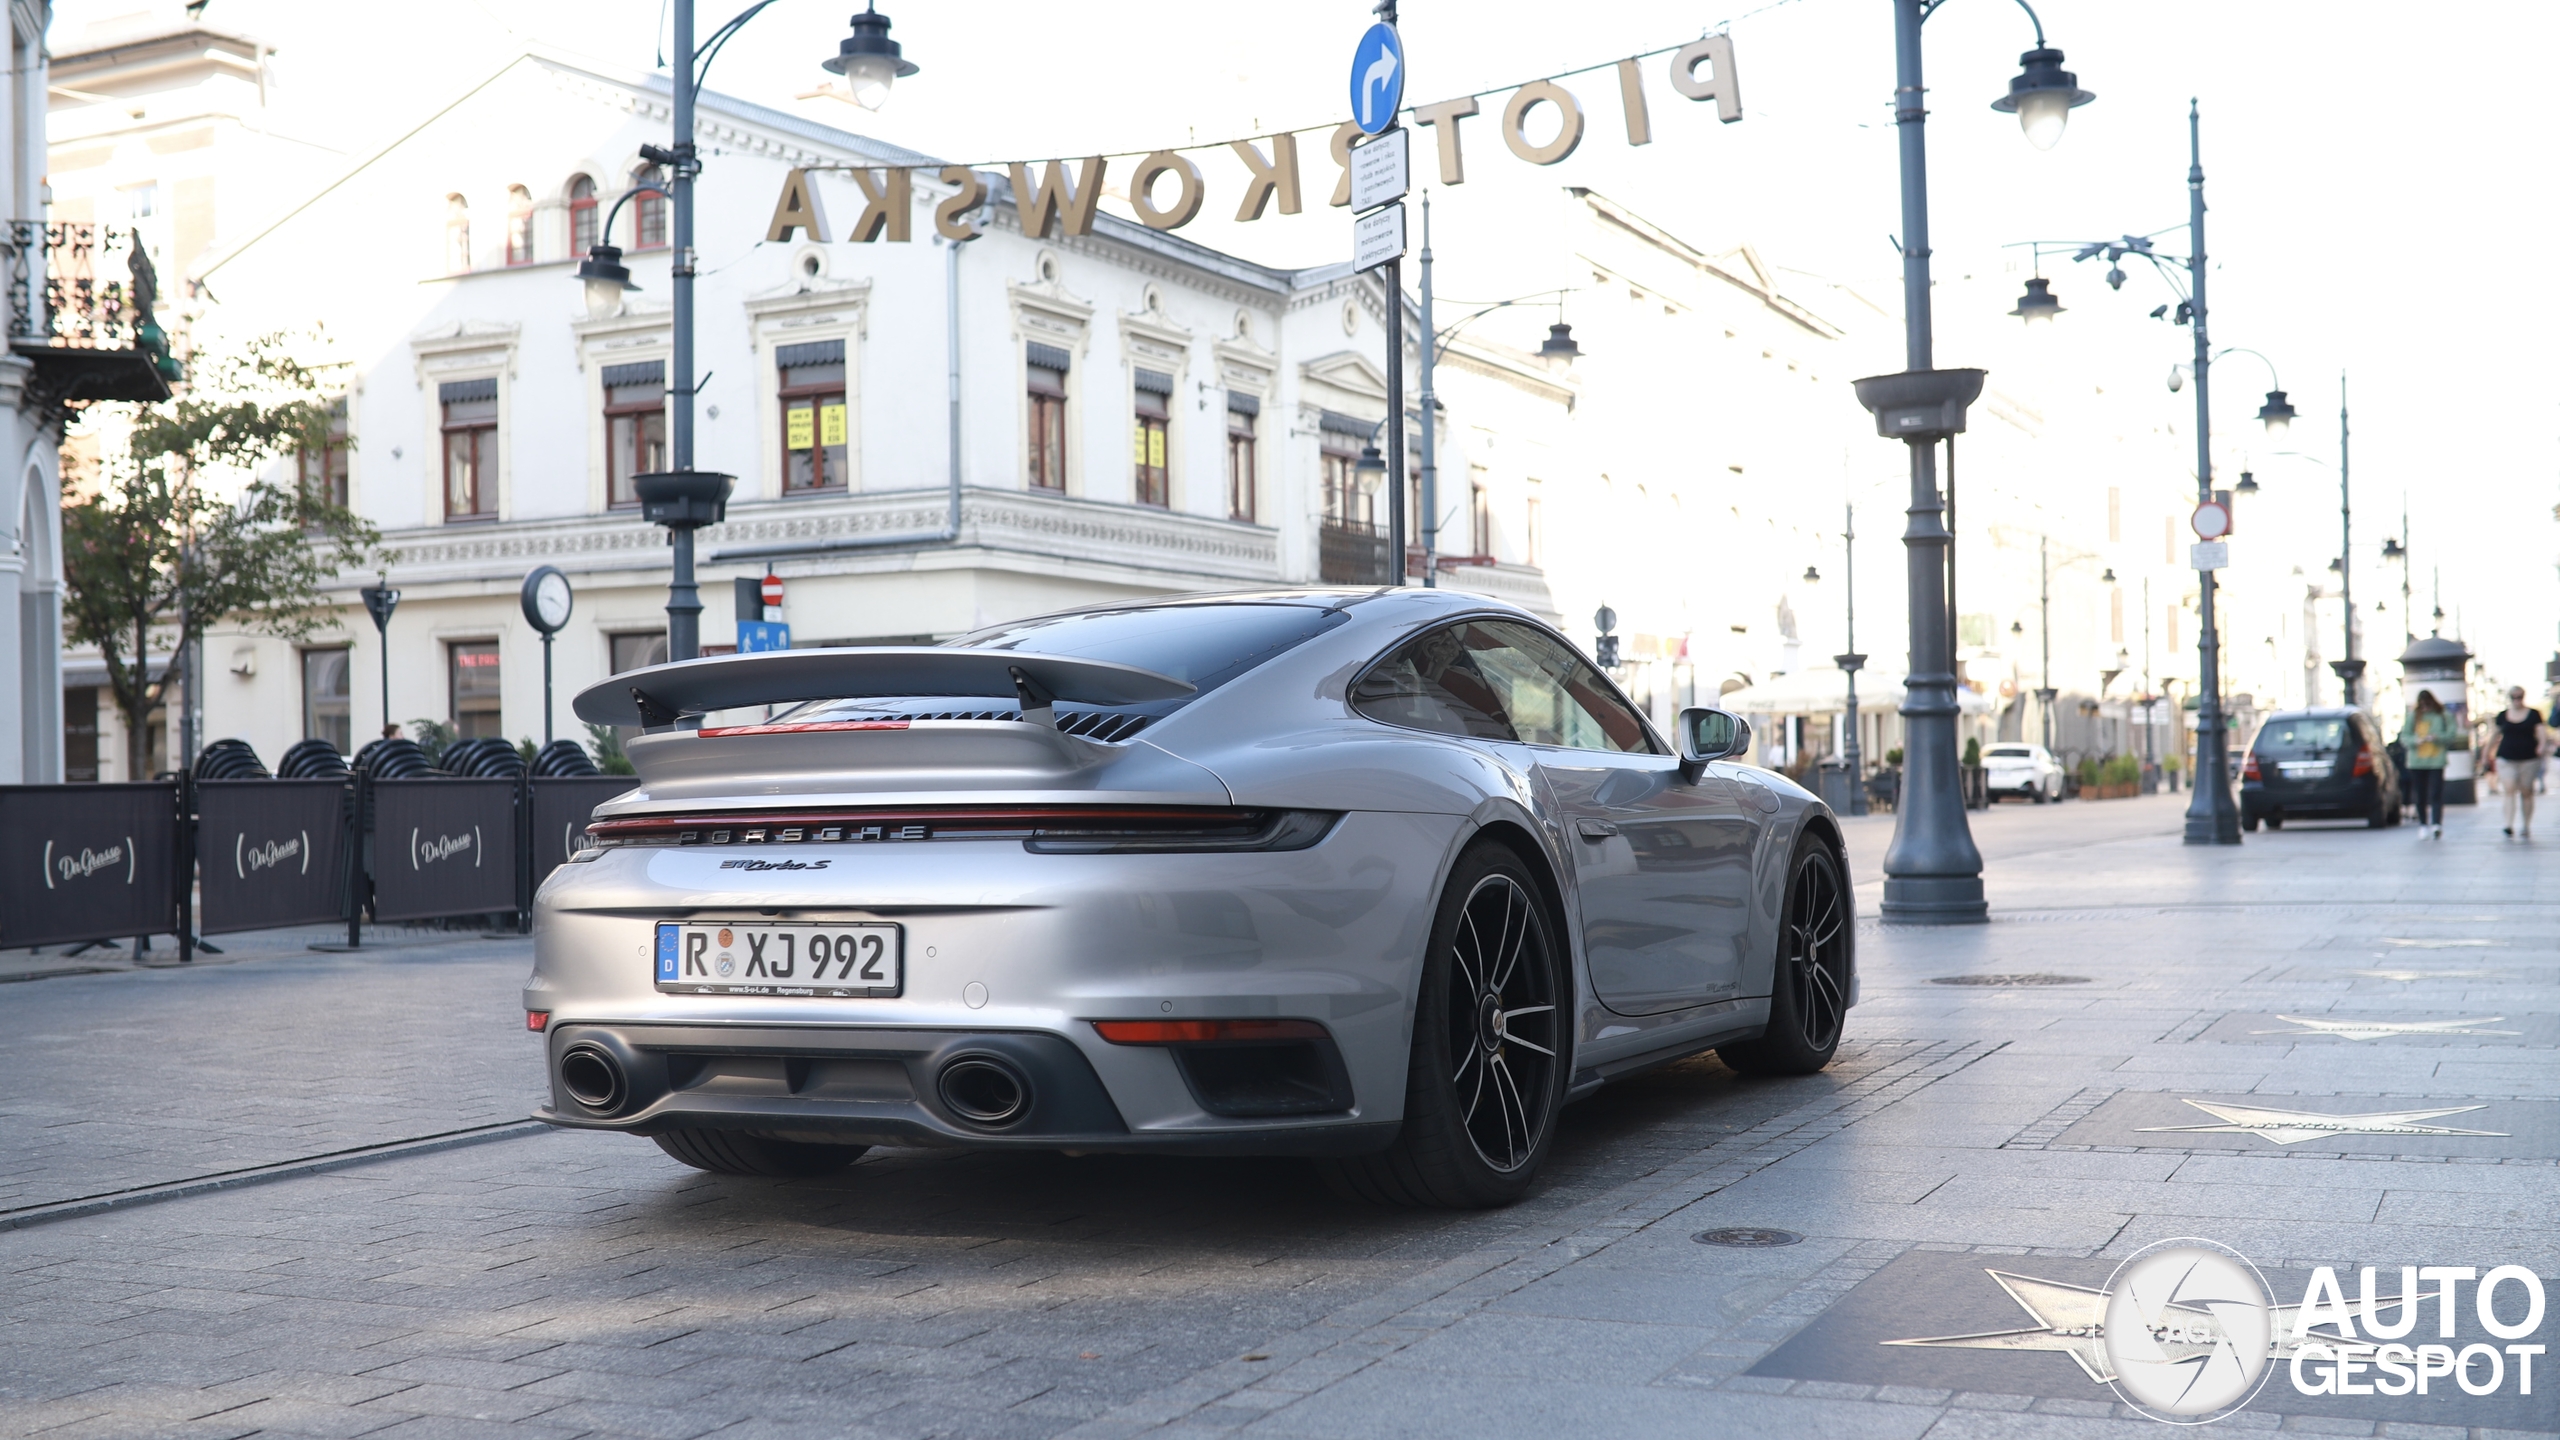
[716,857,832,871]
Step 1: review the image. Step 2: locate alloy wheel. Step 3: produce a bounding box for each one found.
[1779,852,1850,1051]
[1444,874,1559,1173]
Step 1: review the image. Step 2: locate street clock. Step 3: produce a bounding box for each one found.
[522,566,575,634]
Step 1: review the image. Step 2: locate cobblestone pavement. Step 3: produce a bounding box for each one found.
[1,794,2553,1439]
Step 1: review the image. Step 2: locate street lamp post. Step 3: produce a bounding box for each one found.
[1852,0,2089,923]
[573,3,913,663]
[1836,503,1867,816]
[2176,102,2241,844]
[2331,373,2363,706]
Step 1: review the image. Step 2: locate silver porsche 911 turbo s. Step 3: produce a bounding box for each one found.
[534,587,1854,1208]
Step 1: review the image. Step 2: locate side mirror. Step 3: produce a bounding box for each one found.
[1677,706,1749,782]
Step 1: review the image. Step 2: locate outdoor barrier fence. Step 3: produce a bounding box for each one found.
[0,772,634,961]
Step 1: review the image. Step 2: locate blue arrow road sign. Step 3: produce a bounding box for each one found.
[1349,22,1404,136]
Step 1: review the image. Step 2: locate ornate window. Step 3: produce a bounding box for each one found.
[297,396,350,510]
[602,360,666,508]
[631,164,668,249]
[1225,392,1257,523]
[568,175,598,252]
[1132,368,1172,508]
[776,340,849,492]
[504,184,534,266]
[1026,342,1069,491]
[439,378,498,520]
[442,193,470,274]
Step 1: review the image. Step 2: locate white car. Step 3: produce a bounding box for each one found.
[1982,743,2065,803]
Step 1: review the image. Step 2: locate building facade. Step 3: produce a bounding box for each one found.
[65,47,1554,772]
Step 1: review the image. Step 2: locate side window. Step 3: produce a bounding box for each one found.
[1352,624,1518,741]
[1353,621,1655,753]
[1473,621,1654,753]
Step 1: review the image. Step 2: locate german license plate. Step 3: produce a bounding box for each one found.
[654,921,903,998]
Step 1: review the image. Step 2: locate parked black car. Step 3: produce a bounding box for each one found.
[2240,707,2401,830]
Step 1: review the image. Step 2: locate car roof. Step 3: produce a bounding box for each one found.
[962,586,1539,632]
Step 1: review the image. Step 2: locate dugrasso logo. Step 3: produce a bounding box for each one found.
[41,837,135,888]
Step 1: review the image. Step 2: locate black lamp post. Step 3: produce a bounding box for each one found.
[1834,504,1866,815]
[570,2,917,663]
[359,579,399,740]
[1852,0,2089,922]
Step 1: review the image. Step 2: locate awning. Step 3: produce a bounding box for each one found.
[1722,666,1997,718]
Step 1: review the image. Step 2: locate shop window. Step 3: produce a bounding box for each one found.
[632,164,667,249]
[603,360,667,507]
[568,174,598,252]
[1027,342,1069,491]
[303,648,351,754]
[776,340,848,493]
[64,689,99,783]
[440,379,497,521]
[611,632,668,673]
[1132,369,1172,508]
[449,641,501,739]
[1225,392,1258,523]
[504,184,534,266]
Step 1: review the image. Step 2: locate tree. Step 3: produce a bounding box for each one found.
[61,335,385,781]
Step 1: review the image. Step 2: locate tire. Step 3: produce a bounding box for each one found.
[2367,794,2390,829]
[1718,838,1852,1078]
[1318,842,1567,1209]
[652,1128,869,1178]
[2266,816,2283,830]
[2241,813,2259,832]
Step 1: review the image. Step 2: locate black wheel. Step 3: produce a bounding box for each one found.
[1719,838,1851,1077]
[1319,843,1565,1208]
[2366,794,2390,829]
[2266,816,2283,830]
[2241,813,2260,832]
[652,1128,869,1178]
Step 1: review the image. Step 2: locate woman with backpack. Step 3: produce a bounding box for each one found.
[2399,691,2455,840]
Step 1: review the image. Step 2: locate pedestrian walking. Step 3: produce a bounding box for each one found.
[2399,691,2454,839]
[2490,685,2549,838]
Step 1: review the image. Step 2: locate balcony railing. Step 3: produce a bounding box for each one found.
[1319,517,1394,585]
[6,221,176,403]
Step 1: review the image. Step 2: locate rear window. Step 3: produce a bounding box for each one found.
[2253,717,2348,758]
[950,603,1344,694]
[767,602,1343,733]
[1984,746,2030,758]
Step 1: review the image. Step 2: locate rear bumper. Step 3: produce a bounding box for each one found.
[2241,778,2378,817]
[536,1022,1396,1157]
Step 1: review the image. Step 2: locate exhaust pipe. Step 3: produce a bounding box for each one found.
[559,1043,629,1113]
[937,1054,1033,1127]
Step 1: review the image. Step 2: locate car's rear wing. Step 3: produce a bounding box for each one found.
[571,647,1196,729]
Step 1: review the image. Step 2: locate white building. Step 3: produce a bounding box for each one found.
[56,42,1556,772]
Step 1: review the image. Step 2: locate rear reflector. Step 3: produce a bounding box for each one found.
[526,1011,551,1032]
[1092,1018,1328,1045]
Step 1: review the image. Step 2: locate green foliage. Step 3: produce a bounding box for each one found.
[2077,756,2102,785]
[1884,747,1904,767]
[60,334,386,780]
[2102,753,2142,785]
[1962,737,1982,767]
[517,737,538,767]
[406,718,456,766]
[586,721,636,776]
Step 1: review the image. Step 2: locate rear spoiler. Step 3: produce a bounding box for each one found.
[570,647,1196,729]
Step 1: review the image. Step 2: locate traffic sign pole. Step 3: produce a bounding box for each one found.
[1349,13,1408,584]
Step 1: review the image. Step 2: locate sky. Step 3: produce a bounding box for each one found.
[68,0,2560,695]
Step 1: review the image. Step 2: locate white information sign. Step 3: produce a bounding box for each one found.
[2190,541,2229,571]
[1353,202,1406,272]
[1350,128,1409,213]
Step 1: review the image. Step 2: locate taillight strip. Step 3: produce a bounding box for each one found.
[588,806,1260,839]
[695,720,912,737]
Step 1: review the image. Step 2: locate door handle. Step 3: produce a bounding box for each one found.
[1576,819,1620,840]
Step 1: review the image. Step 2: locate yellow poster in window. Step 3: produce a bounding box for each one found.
[819,402,847,447]
[1132,421,1148,466]
[785,404,814,450]
[1148,427,1165,469]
